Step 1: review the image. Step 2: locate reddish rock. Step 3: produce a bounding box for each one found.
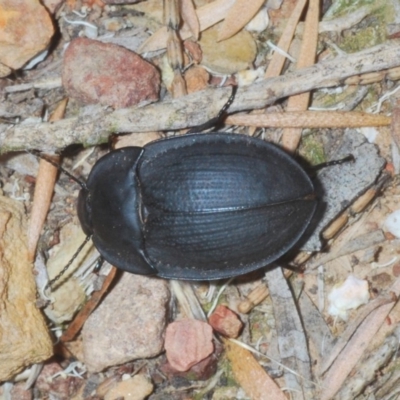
[164,319,214,372]
[35,362,82,399]
[161,351,219,381]
[209,305,243,338]
[62,38,160,109]
[10,382,32,400]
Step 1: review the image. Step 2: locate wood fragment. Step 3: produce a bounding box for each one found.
[3,41,400,153]
[264,0,308,78]
[336,329,400,399]
[60,266,118,342]
[265,267,314,399]
[238,270,293,314]
[281,0,320,152]
[391,98,400,150]
[26,98,68,262]
[322,212,348,240]
[224,339,287,400]
[226,111,391,128]
[307,229,386,270]
[165,0,187,97]
[298,291,335,360]
[237,283,269,314]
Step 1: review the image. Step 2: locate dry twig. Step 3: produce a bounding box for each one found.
[2,41,400,153]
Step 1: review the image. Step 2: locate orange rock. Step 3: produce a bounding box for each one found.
[0,0,54,74]
[0,196,53,381]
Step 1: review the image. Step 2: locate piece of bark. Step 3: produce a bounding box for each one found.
[0,195,52,381]
[302,130,386,251]
[298,291,335,361]
[265,267,314,400]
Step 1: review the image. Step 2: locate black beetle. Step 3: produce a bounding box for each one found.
[77,133,317,280]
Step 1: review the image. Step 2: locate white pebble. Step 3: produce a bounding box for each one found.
[328,275,369,320]
[359,127,379,143]
[384,210,400,238]
[246,8,269,33]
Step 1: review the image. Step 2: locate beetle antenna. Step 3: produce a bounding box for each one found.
[27,149,88,190]
[312,154,355,172]
[47,235,92,290]
[186,86,237,134]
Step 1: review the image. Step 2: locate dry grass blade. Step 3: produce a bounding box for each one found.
[307,230,386,270]
[139,0,235,53]
[226,111,391,128]
[281,0,320,152]
[165,0,187,97]
[181,0,199,40]
[224,339,287,400]
[217,0,265,42]
[60,266,118,342]
[319,294,396,375]
[26,98,68,262]
[264,0,308,78]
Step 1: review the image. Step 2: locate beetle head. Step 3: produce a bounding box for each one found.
[77,189,93,236]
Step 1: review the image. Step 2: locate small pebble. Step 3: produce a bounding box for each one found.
[164,319,214,372]
[384,209,400,238]
[104,375,153,400]
[209,305,243,338]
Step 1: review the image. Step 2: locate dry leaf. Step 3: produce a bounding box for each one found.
[225,339,287,400]
[320,277,400,400]
[181,0,199,40]
[281,0,320,152]
[139,0,235,53]
[218,0,265,42]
